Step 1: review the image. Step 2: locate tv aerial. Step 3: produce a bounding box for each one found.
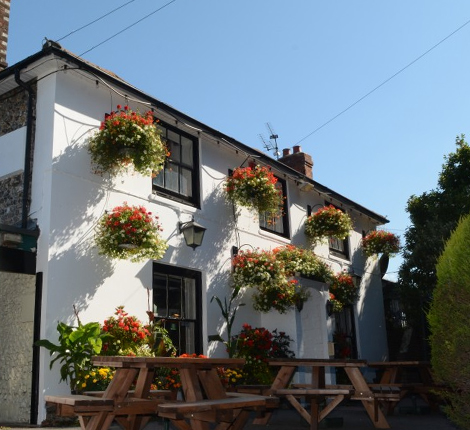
[259,122,281,159]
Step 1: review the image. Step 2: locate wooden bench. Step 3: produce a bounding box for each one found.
[45,394,166,418]
[84,389,175,400]
[45,394,114,417]
[157,394,273,423]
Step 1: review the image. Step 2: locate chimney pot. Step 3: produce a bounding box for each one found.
[282,148,291,157]
[293,145,301,154]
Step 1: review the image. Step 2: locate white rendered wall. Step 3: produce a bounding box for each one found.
[29,65,389,421]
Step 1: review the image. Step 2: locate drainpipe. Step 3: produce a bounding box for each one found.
[14,68,34,229]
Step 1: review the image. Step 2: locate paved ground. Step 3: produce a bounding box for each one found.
[2,397,459,430]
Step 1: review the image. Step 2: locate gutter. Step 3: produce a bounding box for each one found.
[14,68,34,229]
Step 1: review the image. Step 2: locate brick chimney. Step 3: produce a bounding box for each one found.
[0,0,10,71]
[278,145,313,179]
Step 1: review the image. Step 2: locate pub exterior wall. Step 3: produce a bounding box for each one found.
[0,56,388,423]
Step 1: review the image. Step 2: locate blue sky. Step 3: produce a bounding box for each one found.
[8,1,470,280]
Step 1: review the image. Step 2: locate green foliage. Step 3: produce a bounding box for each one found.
[399,135,470,328]
[36,321,110,392]
[232,324,295,384]
[304,205,353,242]
[428,214,470,428]
[208,286,245,357]
[88,105,167,176]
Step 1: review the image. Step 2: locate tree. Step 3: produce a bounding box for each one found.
[398,135,470,355]
[428,214,470,428]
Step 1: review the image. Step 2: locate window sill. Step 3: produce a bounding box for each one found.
[258,228,291,244]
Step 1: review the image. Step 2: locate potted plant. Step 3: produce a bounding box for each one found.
[304,205,353,242]
[224,165,283,213]
[328,273,359,313]
[95,202,168,262]
[35,320,110,393]
[88,104,168,176]
[361,230,400,257]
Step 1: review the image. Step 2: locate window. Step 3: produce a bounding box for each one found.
[152,120,200,206]
[152,263,203,355]
[329,236,350,259]
[259,177,289,238]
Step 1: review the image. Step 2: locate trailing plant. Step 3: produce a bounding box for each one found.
[95,203,168,262]
[304,205,352,242]
[208,286,245,357]
[231,245,333,313]
[231,248,284,290]
[328,273,359,313]
[225,165,283,213]
[361,230,400,257]
[88,104,168,176]
[252,280,299,314]
[272,245,334,283]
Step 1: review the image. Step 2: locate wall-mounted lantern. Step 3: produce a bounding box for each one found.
[178,218,206,250]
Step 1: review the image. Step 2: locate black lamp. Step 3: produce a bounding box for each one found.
[179,218,206,250]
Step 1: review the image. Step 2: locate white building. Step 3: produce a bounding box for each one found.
[0,41,389,424]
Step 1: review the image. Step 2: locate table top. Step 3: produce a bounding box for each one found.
[268,358,367,367]
[368,361,430,368]
[92,356,246,368]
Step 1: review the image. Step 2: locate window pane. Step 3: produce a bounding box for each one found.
[168,276,182,318]
[153,274,167,317]
[165,163,180,193]
[153,172,164,188]
[168,139,180,162]
[157,124,167,136]
[180,168,192,197]
[329,237,344,252]
[182,278,196,319]
[181,136,193,167]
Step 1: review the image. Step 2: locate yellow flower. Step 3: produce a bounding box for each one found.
[82,382,87,388]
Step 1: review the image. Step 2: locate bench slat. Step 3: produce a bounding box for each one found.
[158,395,267,414]
[274,388,353,396]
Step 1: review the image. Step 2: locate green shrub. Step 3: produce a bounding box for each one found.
[428,214,470,428]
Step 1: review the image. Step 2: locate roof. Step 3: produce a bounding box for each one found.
[0,41,389,225]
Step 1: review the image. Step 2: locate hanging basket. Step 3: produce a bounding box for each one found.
[304,205,353,242]
[88,105,168,176]
[361,230,400,257]
[224,165,283,213]
[95,202,168,262]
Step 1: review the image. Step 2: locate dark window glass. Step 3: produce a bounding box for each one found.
[152,263,202,355]
[152,120,199,206]
[259,178,289,238]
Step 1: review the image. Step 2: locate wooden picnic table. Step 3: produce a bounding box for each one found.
[46,356,273,430]
[367,361,438,412]
[257,358,391,430]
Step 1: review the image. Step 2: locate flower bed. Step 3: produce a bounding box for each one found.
[95,202,168,262]
[305,205,352,242]
[88,105,168,176]
[225,165,283,213]
[361,230,400,257]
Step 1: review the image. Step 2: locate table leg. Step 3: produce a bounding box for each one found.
[85,368,138,430]
[252,366,296,425]
[345,367,390,429]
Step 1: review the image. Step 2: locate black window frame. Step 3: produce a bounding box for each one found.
[152,119,200,208]
[259,176,290,239]
[152,262,203,355]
